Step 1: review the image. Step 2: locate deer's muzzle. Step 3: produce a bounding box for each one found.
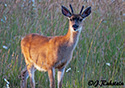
[72,24,79,31]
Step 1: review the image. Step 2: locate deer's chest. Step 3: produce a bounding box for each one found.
[54,48,73,69]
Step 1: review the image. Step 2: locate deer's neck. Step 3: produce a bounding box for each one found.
[64,26,82,50]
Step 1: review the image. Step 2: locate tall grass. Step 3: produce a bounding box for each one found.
[0,0,124,88]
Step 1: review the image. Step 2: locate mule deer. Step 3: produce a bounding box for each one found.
[20,4,91,88]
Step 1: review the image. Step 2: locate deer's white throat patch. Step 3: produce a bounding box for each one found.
[70,26,82,32]
[76,26,82,32]
[69,26,82,50]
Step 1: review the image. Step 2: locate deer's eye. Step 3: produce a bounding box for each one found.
[70,19,73,21]
[79,19,82,22]
[70,18,75,21]
[72,18,75,21]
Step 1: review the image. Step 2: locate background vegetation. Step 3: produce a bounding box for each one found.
[0,0,124,88]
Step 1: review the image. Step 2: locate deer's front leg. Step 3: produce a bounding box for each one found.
[58,67,65,88]
[48,68,55,88]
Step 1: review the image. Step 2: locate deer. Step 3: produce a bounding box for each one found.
[20,4,91,88]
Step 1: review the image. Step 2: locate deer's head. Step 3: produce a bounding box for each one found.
[62,4,91,31]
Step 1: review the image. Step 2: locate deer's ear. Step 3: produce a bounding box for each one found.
[82,7,91,18]
[62,6,71,17]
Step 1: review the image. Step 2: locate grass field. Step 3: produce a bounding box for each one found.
[0,0,124,88]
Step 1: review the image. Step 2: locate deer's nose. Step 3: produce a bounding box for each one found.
[72,24,79,30]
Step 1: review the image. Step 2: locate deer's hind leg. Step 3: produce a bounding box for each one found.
[21,63,36,88]
[21,52,36,88]
[21,46,36,88]
[27,64,36,88]
[20,66,29,88]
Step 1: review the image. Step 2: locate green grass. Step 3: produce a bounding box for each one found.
[0,0,124,88]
